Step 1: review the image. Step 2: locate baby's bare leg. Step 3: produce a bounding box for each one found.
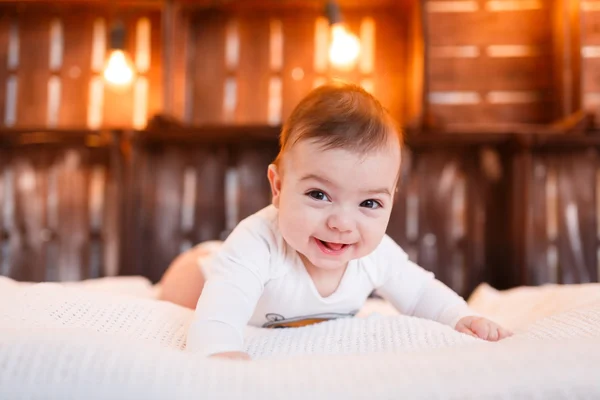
[158,247,208,309]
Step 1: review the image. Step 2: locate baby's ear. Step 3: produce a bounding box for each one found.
[267,164,282,208]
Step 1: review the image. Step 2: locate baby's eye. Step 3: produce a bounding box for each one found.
[307,190,330,202]
[360,199,382,209]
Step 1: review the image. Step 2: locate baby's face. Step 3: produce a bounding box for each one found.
[269,137,401,272]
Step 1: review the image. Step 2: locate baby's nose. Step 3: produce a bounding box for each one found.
[326,213,354,233]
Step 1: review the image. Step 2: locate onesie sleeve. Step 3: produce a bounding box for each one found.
[373,235,477,328]
[186,216,274,356]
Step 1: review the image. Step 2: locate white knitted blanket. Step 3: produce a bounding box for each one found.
[1,278,600,399]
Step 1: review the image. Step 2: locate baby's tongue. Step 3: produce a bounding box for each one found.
[325,241,344,251]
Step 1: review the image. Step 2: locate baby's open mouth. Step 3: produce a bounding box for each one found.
[318,239,348,252]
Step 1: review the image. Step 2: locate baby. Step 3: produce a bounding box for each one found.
[162,83,512,360]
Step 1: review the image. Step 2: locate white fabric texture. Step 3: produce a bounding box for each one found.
[190,205,474,355]
[1,277,600,399]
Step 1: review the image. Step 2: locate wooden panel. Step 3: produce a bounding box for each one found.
[55,150,91,280]
[126,143,232,282]
[164,2,190,120]
[0,15,10,125]
[60,11,93,128]
[429,57,553,91]
[426,4,554,126]
[581,7,600,125]
[527,151,599,284]
[103,15,137,128]
[16,12,50,128]
[372,10,406,122]
[411,151,467,292]
[179,0,406,10]
[429,102,552,125]
[527,155,552,284]
[9,153,47,281]
[427,10,552,46]
[281,11,316,121]
[235,144,276,221]
[582,59,600,92]
[581,10,600,44]
[149,147,186,282]
[146,11,163,122]
[193,147,228,241]
[191,10,227,124]
[236,14,270,124]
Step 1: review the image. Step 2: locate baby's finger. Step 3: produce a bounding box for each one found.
[487,327,499,342]
[471,319,491,340]
[456,325,479,338]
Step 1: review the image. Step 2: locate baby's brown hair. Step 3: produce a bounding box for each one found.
[274,82,402,167]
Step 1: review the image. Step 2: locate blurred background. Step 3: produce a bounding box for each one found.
[0,0,598,298]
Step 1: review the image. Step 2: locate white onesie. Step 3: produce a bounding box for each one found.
[186,205,475,356]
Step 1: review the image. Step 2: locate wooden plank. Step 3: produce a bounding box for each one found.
[120,140,154,277]
[193,146,227,241]
[526,154,550,284]
[55,149,90,280]
[429,103,552,125]
[482,146,515,290]
[235,13,270,124]
[167,4,191,121]
[464,153,486,294]
[371,10,406,123]
[191,10,227,124]
[581,11,600,44]
[413,151,460,285]
[146,11,163,122]
[582,59,600,92]
[60,10,93,128]
[148,147,185,282]
[16,12,50,128]
[551,0,582,118]
[555,152,598,283]
[235,145,276,221]
[582,9,600,127]
[405,0,425,126]
[429,57,553,91]
[321,13,362,85]
[11,154,46,281]
[103,15,136,128]
[0,15,10,125]
[386,147,414,258]
[281,11,316,121]
[427,10,552,46]
[178,0,405,10]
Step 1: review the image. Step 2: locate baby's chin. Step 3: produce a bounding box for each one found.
[304,246,374,271]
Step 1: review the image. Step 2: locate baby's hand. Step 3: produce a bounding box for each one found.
[210,351,252,361]
[455,316,513,341]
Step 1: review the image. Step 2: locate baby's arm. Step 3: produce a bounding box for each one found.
[186,220,272,358]
[374,236,512,341]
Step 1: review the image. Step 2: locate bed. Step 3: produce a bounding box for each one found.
[1,274,599,399]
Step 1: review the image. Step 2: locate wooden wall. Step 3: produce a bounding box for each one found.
[0,131,121,281]
[0,1,595,130]
[2,128,599,298]
[0,1,599,295]
[0,4,162,130]
[178,6,411,126]
[582,0,600,125]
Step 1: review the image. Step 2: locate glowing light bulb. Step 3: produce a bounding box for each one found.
[329,24,360,70]
[103,50,135,87]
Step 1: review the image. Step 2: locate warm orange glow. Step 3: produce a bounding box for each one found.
[329,23,360,70]
[103,50,135,87]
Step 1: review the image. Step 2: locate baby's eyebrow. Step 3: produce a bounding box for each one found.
[299,173,335,186]
[363,188,392,196]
